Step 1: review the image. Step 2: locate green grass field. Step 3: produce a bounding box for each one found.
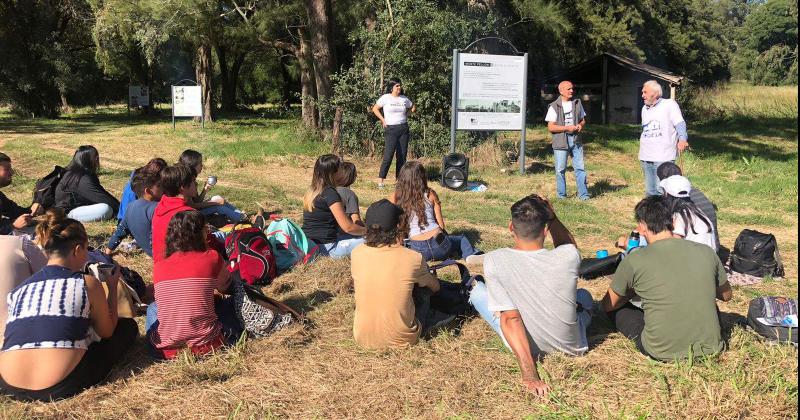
[0,84,797,419]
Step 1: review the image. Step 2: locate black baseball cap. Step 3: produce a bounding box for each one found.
[365,199,404,230]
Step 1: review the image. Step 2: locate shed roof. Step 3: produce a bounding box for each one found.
[542,52,685,85]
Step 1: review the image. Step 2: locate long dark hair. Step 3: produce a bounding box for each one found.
[386,78,403,95]
[165,210,208,258]
[178,149,203,177]
[303,154,341,212]
[62,145,100,188]
[395,161,429,232]
[666,195,712,236]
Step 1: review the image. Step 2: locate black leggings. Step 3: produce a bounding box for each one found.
[608,303,651,357]
[0,318,138,402]
[379,123,410,179]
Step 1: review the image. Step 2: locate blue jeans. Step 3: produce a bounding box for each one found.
[145,298,244,358]
[406,234,478,262]
[468,282,593,351]
[554,136,589,200]
[67,204,115,222]
[319,237,365,259]
[200,203,246,222]
[640,160,673,197]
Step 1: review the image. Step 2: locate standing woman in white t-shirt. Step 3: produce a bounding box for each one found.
[372,78,416,188]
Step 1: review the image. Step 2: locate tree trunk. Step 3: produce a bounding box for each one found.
[331,107,343,155]
[278,52,294,111]
[216,45,246,113]
[298,28,319,129]
[59,91,72,114]
[304,0,335,116]
[195,44,214,122]
[216,45,231,112]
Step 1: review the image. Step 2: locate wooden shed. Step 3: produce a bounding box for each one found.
[540,53,685,124]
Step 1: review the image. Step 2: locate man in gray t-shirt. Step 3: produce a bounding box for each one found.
[468,194,593,397]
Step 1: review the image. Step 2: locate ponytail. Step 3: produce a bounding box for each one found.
[35,208,88,257]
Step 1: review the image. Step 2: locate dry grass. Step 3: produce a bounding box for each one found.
[0,86,797,418]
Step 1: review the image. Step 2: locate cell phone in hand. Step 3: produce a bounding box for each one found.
[96,263,116,281]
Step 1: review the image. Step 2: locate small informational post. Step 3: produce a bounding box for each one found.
[171,85,203,129]
[455,53,526,131]
[128,85,149,107]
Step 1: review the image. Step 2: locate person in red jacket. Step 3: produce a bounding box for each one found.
[151,165,197,262]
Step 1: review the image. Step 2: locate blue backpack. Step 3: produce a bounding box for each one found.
[266,217,319,272]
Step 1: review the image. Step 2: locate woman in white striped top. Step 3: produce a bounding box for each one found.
[0,209,137,402]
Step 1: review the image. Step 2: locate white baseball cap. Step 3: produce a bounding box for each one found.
[659,175,692,198]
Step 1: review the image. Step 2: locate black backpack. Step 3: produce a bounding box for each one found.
[32,165,66,209]
[729,229,784,278]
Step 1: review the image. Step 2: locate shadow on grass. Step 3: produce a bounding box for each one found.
[0,108,299,135]
[284,289,335,314]
[107,331,158,383]
[450,228,483,247]
[588,179,628,198]
[526,161,555,174]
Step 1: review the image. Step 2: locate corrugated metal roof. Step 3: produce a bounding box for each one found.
[542,52,685,85]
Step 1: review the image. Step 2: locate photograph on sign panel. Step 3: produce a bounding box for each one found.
[457,99,521,113]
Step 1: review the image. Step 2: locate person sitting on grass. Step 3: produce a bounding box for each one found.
[390,160,480,262]
[302,154,366,259]
[656,162,718,247]
[615,175,717,252]
[660,174,717,251]
[335,161,364,229]
[0,209,137,402]
[352,199,455,349]
[54,145,120,223]
[146,210,243,359]
[116,157,167,226]
[0,234,47,346]
[601,195,732,362]
[0,152,41,235]
[178,149,246,223]
[467,194,593,397]
[151,164,199,262]
[104,166,163,258]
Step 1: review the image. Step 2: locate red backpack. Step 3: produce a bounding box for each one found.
[225,227,277,285]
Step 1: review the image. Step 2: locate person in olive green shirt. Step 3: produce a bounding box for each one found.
[601,195,733,361]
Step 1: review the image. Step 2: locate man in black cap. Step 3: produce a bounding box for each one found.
[351,199,453,349]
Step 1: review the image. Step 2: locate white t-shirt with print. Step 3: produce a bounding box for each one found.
[544,100,575,125]
[376,94,413,126]
[639,98,685,162]
[639,98,684,162]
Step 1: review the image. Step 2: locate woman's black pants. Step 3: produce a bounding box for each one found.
[379,123,410,179]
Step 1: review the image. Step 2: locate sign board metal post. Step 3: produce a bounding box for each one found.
[171,85,176,130]
[449,49,459,154]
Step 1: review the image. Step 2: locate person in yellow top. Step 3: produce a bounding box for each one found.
[351,199,453,349]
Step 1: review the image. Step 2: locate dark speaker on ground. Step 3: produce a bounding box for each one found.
[441,153,469,191]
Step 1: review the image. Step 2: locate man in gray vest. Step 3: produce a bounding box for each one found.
[545,81,589,200]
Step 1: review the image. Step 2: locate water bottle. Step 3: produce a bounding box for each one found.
[626,231,640,252]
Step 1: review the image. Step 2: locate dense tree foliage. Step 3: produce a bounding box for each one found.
[1,0,796,146]
[732,0,798,85]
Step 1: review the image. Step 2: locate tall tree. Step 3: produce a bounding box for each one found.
[0,0,102,116]
[304,0,335,107]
